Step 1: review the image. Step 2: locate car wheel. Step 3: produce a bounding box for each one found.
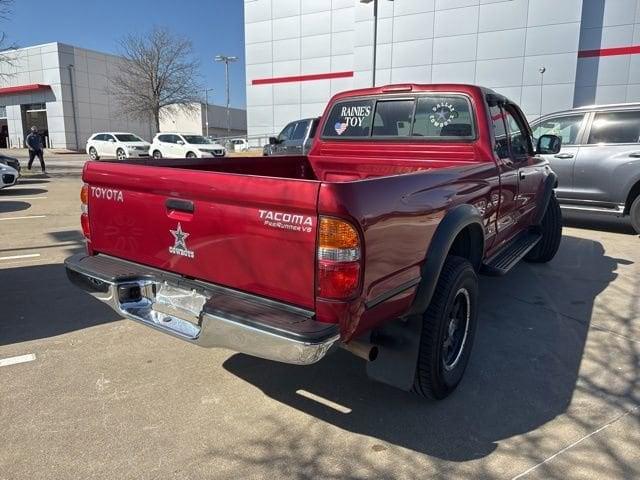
[525,194,562,263]
[89,147,99,161]
[116,148,127,161]
[412,256,478,400]
[186,151,197,158]
[630,194,640,234]
[153,150,162,159]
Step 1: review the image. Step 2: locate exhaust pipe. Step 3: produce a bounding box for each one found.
[341,340,378,362]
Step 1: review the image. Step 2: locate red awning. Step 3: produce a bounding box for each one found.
[0,84,51,96]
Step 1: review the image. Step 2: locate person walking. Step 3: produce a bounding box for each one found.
[26,126,46,174]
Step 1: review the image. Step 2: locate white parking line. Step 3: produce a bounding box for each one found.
[296,389,352,414]
[0,215,46,221]
[0,253,41,261]
[0,353,36,368]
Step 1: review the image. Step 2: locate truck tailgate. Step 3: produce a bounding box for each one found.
[83,162,320,308]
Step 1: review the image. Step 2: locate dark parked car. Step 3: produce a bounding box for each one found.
[531,103,640,233]
[0,154,21,174]
[263,117,319,156]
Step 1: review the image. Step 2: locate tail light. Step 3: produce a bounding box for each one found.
[80,184,90,240]
[317,217,362,300]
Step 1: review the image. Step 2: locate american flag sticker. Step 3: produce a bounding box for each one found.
[334,121,348,135]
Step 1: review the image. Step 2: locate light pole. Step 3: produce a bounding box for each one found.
[538,66,546,119]
[214,54,238,137]
[203,88,214,137]
[67,64,79,150]
[360,0,394,87]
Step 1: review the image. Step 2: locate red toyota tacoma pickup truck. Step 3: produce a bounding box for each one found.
[66,84,563,400]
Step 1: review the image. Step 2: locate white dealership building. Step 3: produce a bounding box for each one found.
[244,0,640,137]
[0,42,246,150]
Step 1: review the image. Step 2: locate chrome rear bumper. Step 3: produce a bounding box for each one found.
[65,253,339,365]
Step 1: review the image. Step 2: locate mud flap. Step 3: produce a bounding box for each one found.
[366,314,423,391]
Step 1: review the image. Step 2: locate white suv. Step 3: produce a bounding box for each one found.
[86,132,151,161]
[150,133,226,159]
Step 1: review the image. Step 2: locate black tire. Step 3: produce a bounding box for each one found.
[89,147,99,161]
[186,151,197,158]
[525,194,562,263]
[152,150,162,159]
[116,148,126,161]
[412,256,478,400]
[630,195,640,234]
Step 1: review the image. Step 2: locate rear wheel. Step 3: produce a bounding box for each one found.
[630,195,640,234]
[88,147,99,161]
[152,150,162,159]
[412,256,478,400]
[116,148,126,161]
[525,194,562,263]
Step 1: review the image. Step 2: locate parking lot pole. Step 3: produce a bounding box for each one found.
[361,0,393,87]
[215,55,238,137]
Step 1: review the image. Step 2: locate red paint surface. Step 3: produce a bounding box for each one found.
[0,84,50,95]
[84,84,551,341]
[578,45,640,58]
[252,71,353,85]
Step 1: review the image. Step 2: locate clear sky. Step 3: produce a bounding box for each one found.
[2,0,247,108]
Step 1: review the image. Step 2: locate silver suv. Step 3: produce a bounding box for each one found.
[531,103,640,233]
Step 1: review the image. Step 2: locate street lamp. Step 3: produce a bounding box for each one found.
[214,54,238,137]
[360,0,394,87]
[203,88,214,137]
[538,66,546,119]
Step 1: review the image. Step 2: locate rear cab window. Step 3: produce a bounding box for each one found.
[321,94,475,140]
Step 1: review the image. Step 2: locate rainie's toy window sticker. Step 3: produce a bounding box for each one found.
[322,99,374,137]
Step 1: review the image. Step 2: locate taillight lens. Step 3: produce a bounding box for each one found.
[80,184,90,239]
[317,217,361,300]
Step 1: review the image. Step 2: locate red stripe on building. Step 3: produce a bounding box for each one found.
[252,71,354,85]
[0,84,51,95]
[578,45,640,58]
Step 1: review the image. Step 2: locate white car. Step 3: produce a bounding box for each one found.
[150,133,226,159]
[86,132,151,161]
[229,138,249,152]
[0,163,19,190]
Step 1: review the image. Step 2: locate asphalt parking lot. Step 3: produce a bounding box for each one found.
[0,154,638,480]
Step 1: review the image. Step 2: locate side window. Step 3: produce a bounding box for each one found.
[104,134,116,142]
[372,100,414,137]
[412,95,474,138]
[93,134,105,141]
[532,114,586,145]
[291,121,308,141]
[489,105,509,159]
[322,99,374,138]
[174,135,185,144]
[504,107,532,158]
[588,111,640,144]
[278,123,296,142]
[157,135,169,143]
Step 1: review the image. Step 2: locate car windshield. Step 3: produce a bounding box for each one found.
[115,134,144,142]
[183,135,211,144]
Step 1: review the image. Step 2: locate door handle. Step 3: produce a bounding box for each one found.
[628,152,640,158]
[554,153,574,159]
[165,198,194,213]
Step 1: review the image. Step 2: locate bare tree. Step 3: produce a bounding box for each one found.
[109,27,202,131]
[0,0,17,79]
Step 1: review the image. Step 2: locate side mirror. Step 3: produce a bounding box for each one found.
[536,134,561,155]
[108,138,115,143]
[268,136,278,145]
[177,140,185,145]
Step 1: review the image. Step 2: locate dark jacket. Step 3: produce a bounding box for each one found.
[26,132,43,150]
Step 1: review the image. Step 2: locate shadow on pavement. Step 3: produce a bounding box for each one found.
[16,179,50,185]
[0,263,120,346]
[0,187,48,197]
[223,235,634,466]
[0,200,31,214]
[563,210,636,235]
